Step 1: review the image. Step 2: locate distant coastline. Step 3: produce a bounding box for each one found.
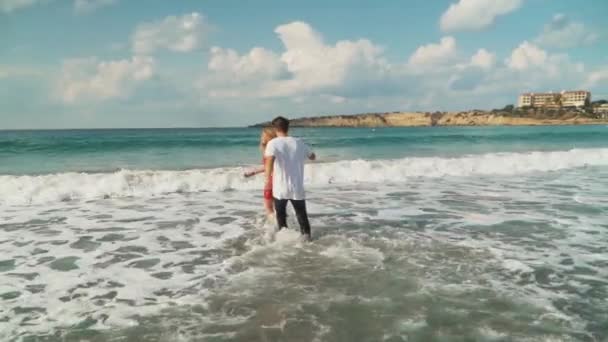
[251,108,608,128]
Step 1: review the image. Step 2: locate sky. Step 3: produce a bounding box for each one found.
[1,0,607,129]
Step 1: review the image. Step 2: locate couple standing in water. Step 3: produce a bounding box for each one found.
[245,116,316,241]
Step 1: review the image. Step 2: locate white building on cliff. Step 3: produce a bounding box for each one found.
[518,90,591,108]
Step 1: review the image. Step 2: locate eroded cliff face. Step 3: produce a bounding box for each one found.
[435,112,600,126]
[287,112,432,127]
[252,111,606,127]
[289,114,392,127]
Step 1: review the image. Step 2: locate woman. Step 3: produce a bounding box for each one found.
[244,126,276,216]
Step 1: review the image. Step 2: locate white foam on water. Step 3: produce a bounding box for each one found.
[395,318,427,333]
[377,207,426,219]
[475,326,508,341]
[502,259,535,274]
[273,228,304,245]
[0,191,262,339]
[319,238,385,268]
[2,148,608,205]
[1,154,606,340]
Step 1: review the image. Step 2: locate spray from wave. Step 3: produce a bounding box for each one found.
[1,148,607,205]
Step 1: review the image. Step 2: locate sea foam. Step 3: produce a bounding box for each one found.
[1,148,607,205]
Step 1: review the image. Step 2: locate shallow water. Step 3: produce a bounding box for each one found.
[1,126,607,341]
[1,168,606,341]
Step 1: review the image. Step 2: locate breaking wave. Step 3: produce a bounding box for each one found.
[2,148,607,205]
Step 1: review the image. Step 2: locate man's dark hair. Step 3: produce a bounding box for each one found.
[271,116,289,133]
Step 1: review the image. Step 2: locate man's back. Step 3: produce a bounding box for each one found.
[263,116,315,239]
[265,136,311,200]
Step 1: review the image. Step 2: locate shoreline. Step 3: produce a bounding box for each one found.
[288,122,608,128]
[251,110,608,128]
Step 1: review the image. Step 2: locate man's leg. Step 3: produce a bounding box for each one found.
[274,198,288,230]
[290,200,311,237]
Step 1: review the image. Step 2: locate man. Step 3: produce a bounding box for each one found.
[264,116,316,241]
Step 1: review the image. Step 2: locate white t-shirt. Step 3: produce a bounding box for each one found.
[264,136,313,200]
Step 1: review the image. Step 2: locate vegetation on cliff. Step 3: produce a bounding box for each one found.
[251,102,608,128]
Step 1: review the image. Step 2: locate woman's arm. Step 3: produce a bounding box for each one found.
[244,167,265,178]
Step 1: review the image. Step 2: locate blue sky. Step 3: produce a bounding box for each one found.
[1,0,607,128]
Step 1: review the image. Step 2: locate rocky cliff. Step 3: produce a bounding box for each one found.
[251,110,607,127]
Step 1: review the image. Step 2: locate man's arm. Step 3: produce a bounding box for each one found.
[307,144,316,161]
[264,141,275,188]
[264,156,274,189]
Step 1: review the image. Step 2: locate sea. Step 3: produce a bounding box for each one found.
[1,125,607,341]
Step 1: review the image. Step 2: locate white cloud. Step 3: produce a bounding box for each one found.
[1,0,117,13]
[470,48,496,70]
[74,0,116,13]
[440,0,522,32]
[208,46,285,84]
[505,41,584,87]
[58,56,155,104]
[132,12,210,55]
[535,14,598,48]
[447,49,496,91]
[408,36,457,67]
[204,21,389,98]
[203,21,591,112]
[206,46,286,98]
[408,38,588,106]
[584,67,608,89]
[506,41,547,70]
[0,65,46,78]
[0,0,43,12]
[461,40,584,97]
[324,95,347,104]
[271,21,388,95]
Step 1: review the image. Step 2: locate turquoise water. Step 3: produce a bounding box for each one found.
[1,125,607,174]
[1,125,607,341]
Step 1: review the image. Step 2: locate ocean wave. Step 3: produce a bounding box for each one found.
[0,135,259,153]
[1,148,607,205]
[3,130,605,153]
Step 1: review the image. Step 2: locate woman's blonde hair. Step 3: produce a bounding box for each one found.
[260,126,276,150]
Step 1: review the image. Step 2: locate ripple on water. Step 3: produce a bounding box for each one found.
[0,259,16,272]
[115,245,148,254]
[169,241,196,250]
[0,291,21,300]
[128,258,161,269]
[94,253,142,268]
[209,216,237,225]
[151,272,173,280]
[7,273,39,281]
[97,233,126,242]
[156,218,200,229]
[69,236,102,252]
[25,285,45,294]
[31,248,48,255]
[49,256,79,271]
[36,256,55,265]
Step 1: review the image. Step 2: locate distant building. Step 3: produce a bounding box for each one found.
[518,93,532,107]
[594,103,608,119]
[561,91,591,108]
[517,90,591,108]
[518,92,560,108]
